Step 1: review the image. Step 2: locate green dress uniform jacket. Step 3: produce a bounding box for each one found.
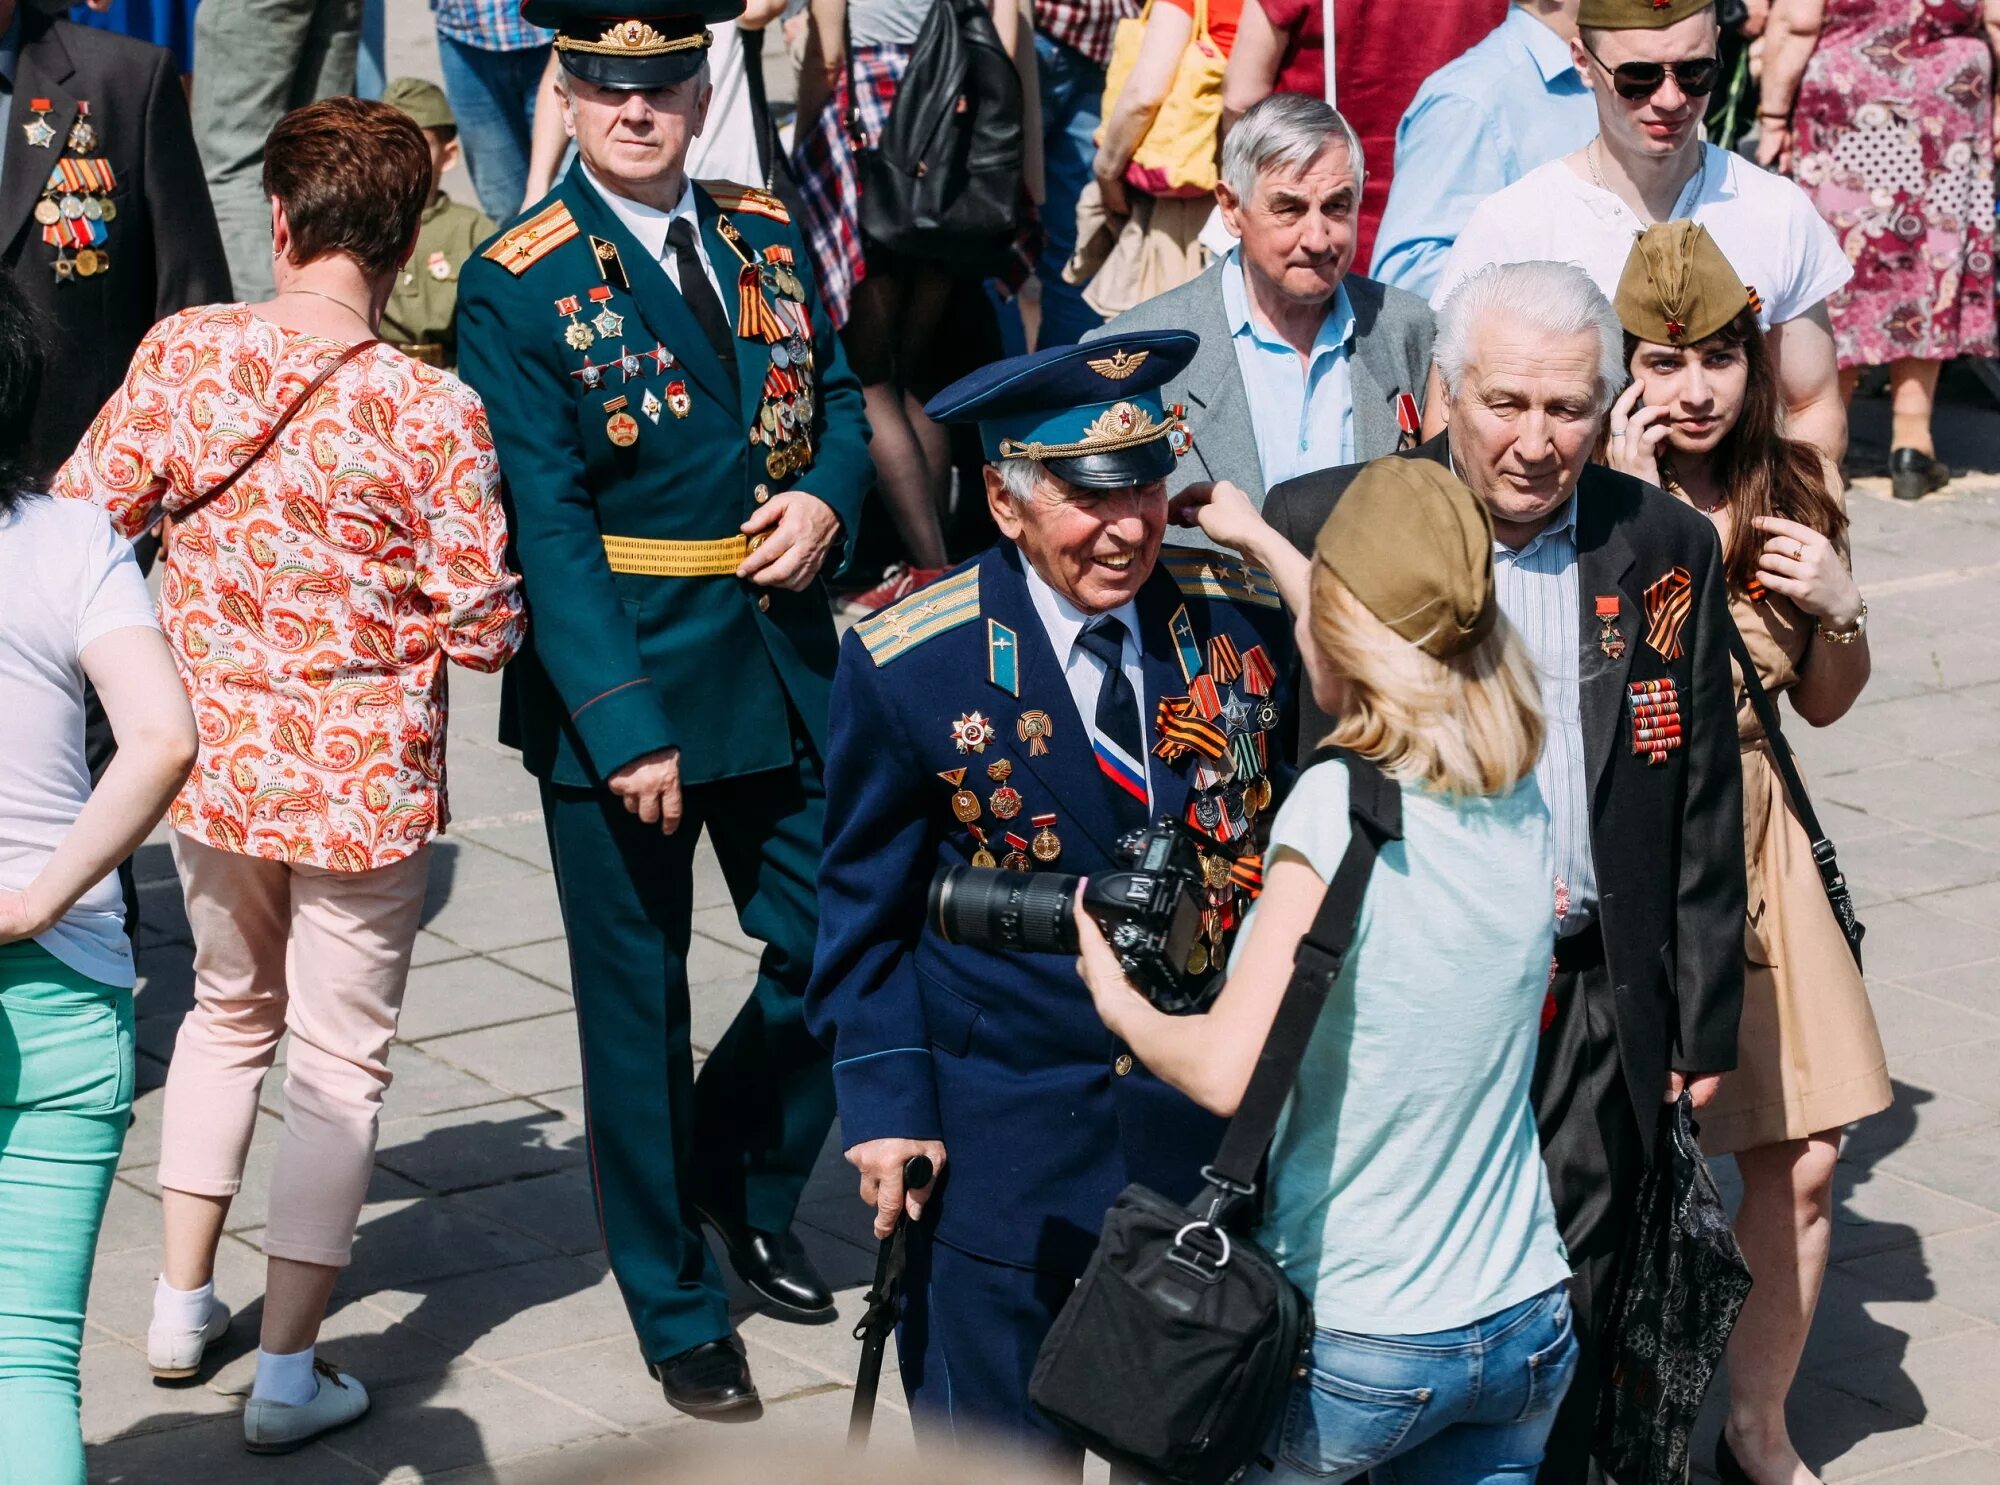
[456,164,872,790]
[380,190,495,368]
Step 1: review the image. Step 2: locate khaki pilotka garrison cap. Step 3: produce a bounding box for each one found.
[1313,459,1498,660]
[382,77,456,132]
[1577,0,1715,27]
[1613,220,1757,346]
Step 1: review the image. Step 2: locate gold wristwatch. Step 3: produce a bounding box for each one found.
[1821,600,1867,644]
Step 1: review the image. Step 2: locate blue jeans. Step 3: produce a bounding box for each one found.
[435,34,553,223]
[1033,34,1107,348]
[0,945,134,1485]
[1252,1282,1579,1485]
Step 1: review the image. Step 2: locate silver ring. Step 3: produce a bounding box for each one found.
[1610,422,1627,436]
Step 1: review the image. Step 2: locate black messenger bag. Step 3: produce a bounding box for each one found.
[1029,749,1403,1485]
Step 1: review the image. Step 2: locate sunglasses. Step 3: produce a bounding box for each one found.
[1579,43,1721,102]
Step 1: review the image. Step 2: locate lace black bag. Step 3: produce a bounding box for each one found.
[1028,750,1401,1485]
[1595,1095,1754,1485]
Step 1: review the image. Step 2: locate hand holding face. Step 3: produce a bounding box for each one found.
[1605,383,1672,484]
[1750,515,1863,631]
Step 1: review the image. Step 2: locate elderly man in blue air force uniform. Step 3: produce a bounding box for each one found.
[454,0,872,1422]
[807,329,1299,1465]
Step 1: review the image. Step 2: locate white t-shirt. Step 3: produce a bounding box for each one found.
[686,22,766,189]
[0,497,161,987]
[1430,143,1852,330]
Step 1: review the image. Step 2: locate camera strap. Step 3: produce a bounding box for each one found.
[1205,748,1403,1205]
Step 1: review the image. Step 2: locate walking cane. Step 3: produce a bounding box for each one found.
[848,1153,933,1446]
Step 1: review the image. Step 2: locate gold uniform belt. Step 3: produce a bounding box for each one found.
[601,533,753,577]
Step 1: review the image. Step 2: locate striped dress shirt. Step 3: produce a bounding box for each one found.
[1491,495,1596,932]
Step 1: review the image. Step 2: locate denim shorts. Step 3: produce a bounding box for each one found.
[1249,1281,1579,1485]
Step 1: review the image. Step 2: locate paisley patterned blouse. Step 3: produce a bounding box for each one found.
[54,305,526,871]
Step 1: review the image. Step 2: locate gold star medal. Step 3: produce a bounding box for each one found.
[23,99,55,149]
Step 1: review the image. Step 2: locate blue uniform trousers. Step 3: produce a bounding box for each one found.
[540,729,835,1364]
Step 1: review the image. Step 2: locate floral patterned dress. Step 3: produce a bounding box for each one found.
[53,306,526,871]
[1792,0,1997,368]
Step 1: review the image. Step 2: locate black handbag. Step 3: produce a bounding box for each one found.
[1029,749,1403,1485]
[1725,620,1865,969]
[848,0,1023,266]
[1595,1095,1755,1485]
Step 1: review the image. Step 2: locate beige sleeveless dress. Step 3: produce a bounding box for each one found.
[1698,587,1893,1156]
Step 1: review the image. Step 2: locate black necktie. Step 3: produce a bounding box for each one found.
[666,217,736,368]
[1076,616,1149,829]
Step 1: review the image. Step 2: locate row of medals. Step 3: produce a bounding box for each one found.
[31,108,113,280]
[735,238,817,481]
[943,745,1061,870]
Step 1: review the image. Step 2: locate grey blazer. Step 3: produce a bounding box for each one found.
[1088,262,1437,537]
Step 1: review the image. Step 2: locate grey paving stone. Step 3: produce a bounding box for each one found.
[1830,1167,1999,1262]
[454,819,555,873]
[508,1335,675,1433]
[396,955,575,1043]
[1838,691,2000,760]
[1826,758,2000,829]
[1849,1448,2000,1484]
[1799,1267,1990,1372]
[359,1256,625,1364]
[1819,1328,2000,1443]
[1841,1079,2000,1163]
[1877,1124,2000,1214]
[1884,1037,2000,1113]
[1843,830,2000,909]
[85,1236,267,1344]
[1786,1375,1977,1481]
[411,927,473,968]
[79,1338,237,1441]
[96,1173,168,1257]
[86,1410,373,1484]
[456,1166,605,1256]
[421,1013,586,1098]
[200,1292,464,1398]
[489,937,574,993]
[1842,1223,2000,1326]
[323,1365,610,1477]
[1894,956,2000,1016]
[422,869,570,953]
[374,1098,587,1193]
[311,1193,561,1296]
[423,1432,665,1484]
[1862,981,2000,1059]
[1847,901,2000,981]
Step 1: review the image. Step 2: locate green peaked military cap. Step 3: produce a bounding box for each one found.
[1614,220,1756,346]
[382,77,455,132]
[523,0,745,89]
[1577,0,1715,27]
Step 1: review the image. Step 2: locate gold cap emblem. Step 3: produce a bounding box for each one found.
[555,19,712,57]
[1086,349,1150,381]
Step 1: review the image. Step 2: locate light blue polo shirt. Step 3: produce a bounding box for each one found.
[1220,249,1354,491]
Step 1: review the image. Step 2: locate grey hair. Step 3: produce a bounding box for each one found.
[997,456,1048,502]
[1220,93,1366,204]
[1434,261,1625,414]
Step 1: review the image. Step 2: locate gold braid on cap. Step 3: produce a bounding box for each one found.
[1635,220,1700,343]
[999,402,1168,461]
[556,19,713,56]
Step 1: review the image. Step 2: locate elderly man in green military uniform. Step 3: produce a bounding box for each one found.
[456,0,873,1421]
[380,77,497,369]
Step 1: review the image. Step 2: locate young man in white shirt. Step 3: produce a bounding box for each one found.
[1423,0,1850,465]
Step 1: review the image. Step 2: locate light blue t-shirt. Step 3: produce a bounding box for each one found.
[1230,758,1571,1334]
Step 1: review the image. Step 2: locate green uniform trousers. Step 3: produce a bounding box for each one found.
[539,732,835,1364]
[0,943,134,1485]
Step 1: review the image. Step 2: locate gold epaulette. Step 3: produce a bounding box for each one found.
[699,179,790,224]
[1159,551,1283,610]
[481,201,578,276]
[854,567,980,664]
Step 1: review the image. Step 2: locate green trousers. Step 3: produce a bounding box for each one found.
[539,735,835,1364]
[0,943,134,1485]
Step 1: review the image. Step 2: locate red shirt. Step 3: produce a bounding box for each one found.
[1157,0,1245,56]
[1253,0,1506,262]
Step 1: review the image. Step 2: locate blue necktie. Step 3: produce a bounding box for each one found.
[1077,615,1148,828]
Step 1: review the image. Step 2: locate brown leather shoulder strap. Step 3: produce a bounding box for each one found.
[174,337,381,524]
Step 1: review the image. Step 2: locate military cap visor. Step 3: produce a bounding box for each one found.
[524,1,741,89]
[925,330,1199,492]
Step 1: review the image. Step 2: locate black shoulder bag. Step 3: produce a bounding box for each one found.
[1725,621,1865,969]
[1028,749,1403,1485]
[849,0,1023,266]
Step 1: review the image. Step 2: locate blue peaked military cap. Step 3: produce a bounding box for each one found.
[924,330,1199,490]
[523,0,745,89]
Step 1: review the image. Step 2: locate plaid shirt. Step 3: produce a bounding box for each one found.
[1033,0,1138,67]
[432,0,553,51]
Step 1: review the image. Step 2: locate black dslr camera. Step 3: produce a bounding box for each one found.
[928,818,1221,1014]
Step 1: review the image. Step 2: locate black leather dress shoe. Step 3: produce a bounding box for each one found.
[1890,446,1949,502]
[649,1338,763,1421]
[695,1207,837,1321]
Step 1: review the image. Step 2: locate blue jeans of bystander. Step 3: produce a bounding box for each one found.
[1033,33,1107,349]
[436,35,553,224]
[1251,1281,1579,1485]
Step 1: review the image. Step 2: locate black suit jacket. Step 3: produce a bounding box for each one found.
[2,11,229,480]
[1265,436,1746,1142]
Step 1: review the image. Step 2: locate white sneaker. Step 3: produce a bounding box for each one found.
[243,1362,370,1454]
[147,1297,232,1380]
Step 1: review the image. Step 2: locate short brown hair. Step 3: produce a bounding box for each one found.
[262,97,431,278]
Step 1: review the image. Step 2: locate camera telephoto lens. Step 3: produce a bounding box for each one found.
[930,866,1081,956]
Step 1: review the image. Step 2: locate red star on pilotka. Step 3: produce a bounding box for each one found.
[1666,318,1687,340]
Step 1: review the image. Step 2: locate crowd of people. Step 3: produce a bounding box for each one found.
[0,0,1990,1481]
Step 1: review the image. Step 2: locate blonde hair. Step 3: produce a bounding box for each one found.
[1309,559,1544,797]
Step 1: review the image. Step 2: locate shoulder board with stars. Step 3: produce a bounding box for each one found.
[854,567,981,665]
[481,201,578,276]
[1158,551,1282,610]
[698,179,790,224]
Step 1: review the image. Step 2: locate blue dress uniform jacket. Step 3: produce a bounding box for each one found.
[457,163,871,788]
[808,541,1297,1276]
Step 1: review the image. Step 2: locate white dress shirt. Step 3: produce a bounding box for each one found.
[579,164,727,301]
[1022,560,1151,807]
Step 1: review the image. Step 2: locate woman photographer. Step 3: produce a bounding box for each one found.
[1076,459,1576,1484]
[1603,221,1888,1485]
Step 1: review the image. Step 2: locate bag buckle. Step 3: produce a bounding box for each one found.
[1169,1219,1232,1275]
[1197,1166,1256,1224]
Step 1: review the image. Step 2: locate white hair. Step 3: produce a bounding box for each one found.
[997,456,1049,501]
[1220,93,1366,203]
[1434,261,1625,414]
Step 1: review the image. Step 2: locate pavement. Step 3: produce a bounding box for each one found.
[73,13,2000,1480]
